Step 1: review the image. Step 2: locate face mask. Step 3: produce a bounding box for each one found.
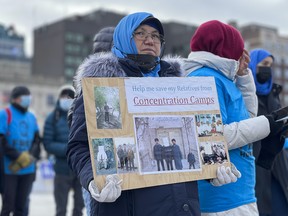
[126,54,160,72]
[59,98,73,111]
[19,95,31,108]
[256,66,272,83]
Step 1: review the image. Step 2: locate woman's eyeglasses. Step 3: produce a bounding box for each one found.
[133,31,164,44]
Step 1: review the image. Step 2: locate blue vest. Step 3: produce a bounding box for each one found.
[0,105,38,175]
[188,67,256,212]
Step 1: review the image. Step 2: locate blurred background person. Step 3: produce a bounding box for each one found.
[0,86,40,216]
[249,48,288,216]
[43,85,84,216]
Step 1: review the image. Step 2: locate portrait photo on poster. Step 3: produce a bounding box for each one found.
[133,115,202,175]
[94,86,122,129]
[91,138,117,176]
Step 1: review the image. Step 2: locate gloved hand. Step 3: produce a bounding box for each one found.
[257,123,288,169]
[210,163,241,186]
[9,151,35,173]
[88,174,122,203]
[265,114,284,136]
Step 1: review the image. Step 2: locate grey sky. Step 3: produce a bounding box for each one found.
[1,0,287,57]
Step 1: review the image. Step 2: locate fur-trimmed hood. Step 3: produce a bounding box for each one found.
[74,52,184,96]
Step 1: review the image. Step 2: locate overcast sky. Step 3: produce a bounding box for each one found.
[1,0,288,57]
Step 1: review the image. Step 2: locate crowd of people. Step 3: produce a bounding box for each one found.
[1,11,288,216]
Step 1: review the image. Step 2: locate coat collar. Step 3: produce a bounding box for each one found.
[183,51,239,80]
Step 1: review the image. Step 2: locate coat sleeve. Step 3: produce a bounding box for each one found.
[66,94,93,190]
[235,69,258,118]
[43,113,67,158]
[0,110,20,159]
[224,115,270,150]
[216,74,269,150]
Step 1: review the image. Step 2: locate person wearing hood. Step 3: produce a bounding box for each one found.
[67,12,245,216]
[0,86,40,216]
[249,48,288,216]
[92,26,115,54]
[184,20,285,215]
[43,85,84,216]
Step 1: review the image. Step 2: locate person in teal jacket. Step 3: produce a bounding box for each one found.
[184,20,284,215]
[0,86,40,216]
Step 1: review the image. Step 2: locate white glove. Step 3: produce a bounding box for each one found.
[210,163,241,186]
[88,174,122,202]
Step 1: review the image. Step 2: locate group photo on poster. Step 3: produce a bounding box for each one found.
[195,113,223,137]
[133,115,201,174]
[199,141,228,165]
[114,137,138,174]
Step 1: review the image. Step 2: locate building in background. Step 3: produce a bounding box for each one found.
[32,9,198,83]
[32,10,125,82]
[240,23,288,105]
[0,23,31,82]
[0,23,63,131]
[2,10,288,131]
[163,21,197,57]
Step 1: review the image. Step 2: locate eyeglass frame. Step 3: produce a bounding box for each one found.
[132,30,165,44]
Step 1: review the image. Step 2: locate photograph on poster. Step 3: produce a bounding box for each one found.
[195,113,223,137]
[94,86,122,129]
[91,138,117,175]
[133,115,201,174]
[199,141,228,165]
[114,137,138,174]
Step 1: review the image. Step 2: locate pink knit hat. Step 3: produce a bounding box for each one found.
[190,20,244,60]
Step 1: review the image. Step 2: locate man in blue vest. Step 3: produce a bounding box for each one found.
[0,86,40,216]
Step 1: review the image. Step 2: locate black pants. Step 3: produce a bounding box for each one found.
[104,112,109,122]
[165,159,173,170]
[189,162,195,169]
[54,174,84,216]
[156,159,165,171]
[0,173,35,216]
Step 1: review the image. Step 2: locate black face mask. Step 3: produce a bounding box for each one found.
[126,54,160,73]
[256,66,272,83]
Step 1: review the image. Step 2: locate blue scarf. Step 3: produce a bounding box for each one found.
[248,49,273,95]
[111,12,160,77]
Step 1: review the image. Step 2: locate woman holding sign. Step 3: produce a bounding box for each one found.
[66,13,239,216]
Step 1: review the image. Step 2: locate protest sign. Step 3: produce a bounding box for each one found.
[82,77,230,190]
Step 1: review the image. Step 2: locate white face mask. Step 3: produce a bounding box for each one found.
[59,98,73,111]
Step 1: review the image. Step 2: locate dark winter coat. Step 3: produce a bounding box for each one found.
[163,146,174,161]
[188,152,196,164]
[67,53,200,216]
[153,143,163,160]
[172,144,183,170]
[43,104,72,175]
[253,83,286,214]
